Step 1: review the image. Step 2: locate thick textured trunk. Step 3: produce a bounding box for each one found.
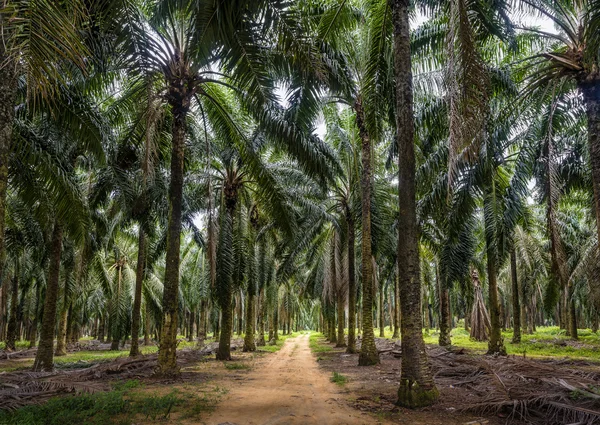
[510,250,521,343]
[346,215,357,353]
[354,99,378,366]
[485,228,506,355]
[392,0,438,407]
[217,292,233,360]
[216,203,236,360]
[580,79,600,254]
[55,301,69,356]
[157,75,190,376]
[33,222,63,371]
[130,229,146,356]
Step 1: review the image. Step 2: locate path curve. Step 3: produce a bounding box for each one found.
[205,333,379,425]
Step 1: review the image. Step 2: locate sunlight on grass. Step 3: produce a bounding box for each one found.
[257,331,303,353]
[308,332,333,353]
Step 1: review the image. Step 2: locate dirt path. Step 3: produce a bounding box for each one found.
[204,334,381,425]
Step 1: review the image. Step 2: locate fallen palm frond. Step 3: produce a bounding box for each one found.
[0,338,244,411]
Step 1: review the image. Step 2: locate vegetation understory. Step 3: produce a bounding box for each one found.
[2,330,600,424]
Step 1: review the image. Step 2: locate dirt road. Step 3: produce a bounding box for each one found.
[204,333,380,425]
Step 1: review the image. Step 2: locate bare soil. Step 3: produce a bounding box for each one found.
[205,333,380,425]
[315,334,600,425]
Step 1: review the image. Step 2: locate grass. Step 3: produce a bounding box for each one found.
[223,362,251,370]
[257,331,303,353]
[330,371,348,386]
[308,332,333,353]
[310,326,600,362]
[420,326,600,361]
[0,379,223,425]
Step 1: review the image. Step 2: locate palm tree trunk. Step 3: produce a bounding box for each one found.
[354,99,378,366]
[0,55,17,315]
[130,229,146,356]
[216,203,236,360]
[377,286,383,337]
[157,76,190,375]
[29,283,41,348]
[568,284,578,340]
[485,214,506,355]
[55,292,69,356]
[438,287,452,347]
[580,80,600,252]
[257,289,266,346]
[392,0,438,407]
[33,222,63,371]
[336,289,346,347]
[243,283,256,352]
[346,214,357,353]
[510,249,521,343]
[5,270,18,351]
[392,272,400,339]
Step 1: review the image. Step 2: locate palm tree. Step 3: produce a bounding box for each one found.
[516,0,600,250]
[0,1,89,299]
[115,0,336,375]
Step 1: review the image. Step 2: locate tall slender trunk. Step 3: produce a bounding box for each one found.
[244,226,257,351]
[438,263,451,347]
[6,268,18,350]
[354,99,378,366]
[158,74,190,375]
[510,249,521,343]
[484,190,506,355]
[130,229,146,356]
[336,290,346,347]
[334,233,346,347]
[273,304,279,341]
[376,286,383,337]
[216,197,236,360]
[392,271,400,339]
[392,0,438,407]
[346,213,357,353]
[439,288,451,347]
[55,290,69,356]
[257,289,266,346]
[144,303,151,345]
[568,284,578,340]
[29,283,41,348]
[33,222,63,371]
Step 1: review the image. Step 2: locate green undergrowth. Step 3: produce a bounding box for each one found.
[308,332,333,353]
[0,380,223,425]
[309,326,600,361]
[224,362,251,370]
[0,338,219,372]
[420,326,600,361]
[257,331,303,353]
[330,371,348,385]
